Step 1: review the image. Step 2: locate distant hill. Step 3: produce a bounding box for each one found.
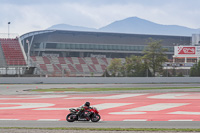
[48,24,96,32]
[99,17,199,36]
[47,17,200,36]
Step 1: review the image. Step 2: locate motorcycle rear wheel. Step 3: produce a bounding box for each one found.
[91,114,101,122]
[66,113,76,122]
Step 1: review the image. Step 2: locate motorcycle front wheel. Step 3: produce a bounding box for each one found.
[91,114,101,122]
[66,113,76,122]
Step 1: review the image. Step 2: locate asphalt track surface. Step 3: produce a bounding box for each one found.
[0,84,200,129]
[0,121,200,129]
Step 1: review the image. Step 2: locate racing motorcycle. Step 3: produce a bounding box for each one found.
[66,107,101,122]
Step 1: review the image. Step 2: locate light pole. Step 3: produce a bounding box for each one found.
[26,39,30,67]
[8,22,10,38]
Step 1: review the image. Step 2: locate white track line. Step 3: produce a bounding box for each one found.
[0,103,54,109]
[109,112,146,115]
[94,103,133,110]
[168,111,200,115]
[65,94,147,99]
[35,103,133,111]
[148,93,200,99]
[126,103,189,111]
[34,108,68,110]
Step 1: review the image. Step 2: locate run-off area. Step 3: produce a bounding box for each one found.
[0,93,200,121]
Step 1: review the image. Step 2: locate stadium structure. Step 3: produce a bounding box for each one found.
[0,33,27,76]
[0,30,192,77]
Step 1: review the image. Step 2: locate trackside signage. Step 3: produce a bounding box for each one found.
[175,46,200,56]
[178,47,195,54]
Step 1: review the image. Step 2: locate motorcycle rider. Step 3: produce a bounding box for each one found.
[77,102,91,119]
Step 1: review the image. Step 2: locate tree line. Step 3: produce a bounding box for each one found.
[103,38,200,77]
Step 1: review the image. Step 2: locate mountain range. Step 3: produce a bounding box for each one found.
[47,17,200,36]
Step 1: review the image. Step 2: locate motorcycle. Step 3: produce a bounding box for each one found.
[66,107,101,122]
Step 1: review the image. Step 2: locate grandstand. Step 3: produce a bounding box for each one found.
[0,35,27,75]
[0,30,191,77]
[31,56,113,76]
[18,30,191,77]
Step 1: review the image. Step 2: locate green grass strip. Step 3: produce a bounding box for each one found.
[31,87,200,92]
[0,127,200,132]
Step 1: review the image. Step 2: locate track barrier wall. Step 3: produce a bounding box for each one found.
[0,77,200,84]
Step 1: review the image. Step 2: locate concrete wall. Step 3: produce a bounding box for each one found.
[0,77,199,84]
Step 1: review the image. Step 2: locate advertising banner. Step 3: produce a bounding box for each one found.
[175,46,200,56]
[178,47,195,54]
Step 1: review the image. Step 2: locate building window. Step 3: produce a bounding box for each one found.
[70,44,75,49]
[108,45,112,50]
[65,44,70,49]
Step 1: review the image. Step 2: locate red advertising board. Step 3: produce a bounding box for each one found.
[177,47,196,55]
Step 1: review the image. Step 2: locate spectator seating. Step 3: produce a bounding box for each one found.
[31,56,112,76]
[0,38,26,66]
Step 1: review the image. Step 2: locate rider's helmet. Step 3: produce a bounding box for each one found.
[84,102,90,107]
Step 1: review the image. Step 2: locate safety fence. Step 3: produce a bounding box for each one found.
[0,77,199,84]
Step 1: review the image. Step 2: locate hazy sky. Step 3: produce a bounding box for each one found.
[1,0,200,35]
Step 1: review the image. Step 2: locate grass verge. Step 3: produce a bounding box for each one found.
[31,87,200,92]
[0,127,200,132]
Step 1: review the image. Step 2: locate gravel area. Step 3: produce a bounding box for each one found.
[1,129,200,133]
